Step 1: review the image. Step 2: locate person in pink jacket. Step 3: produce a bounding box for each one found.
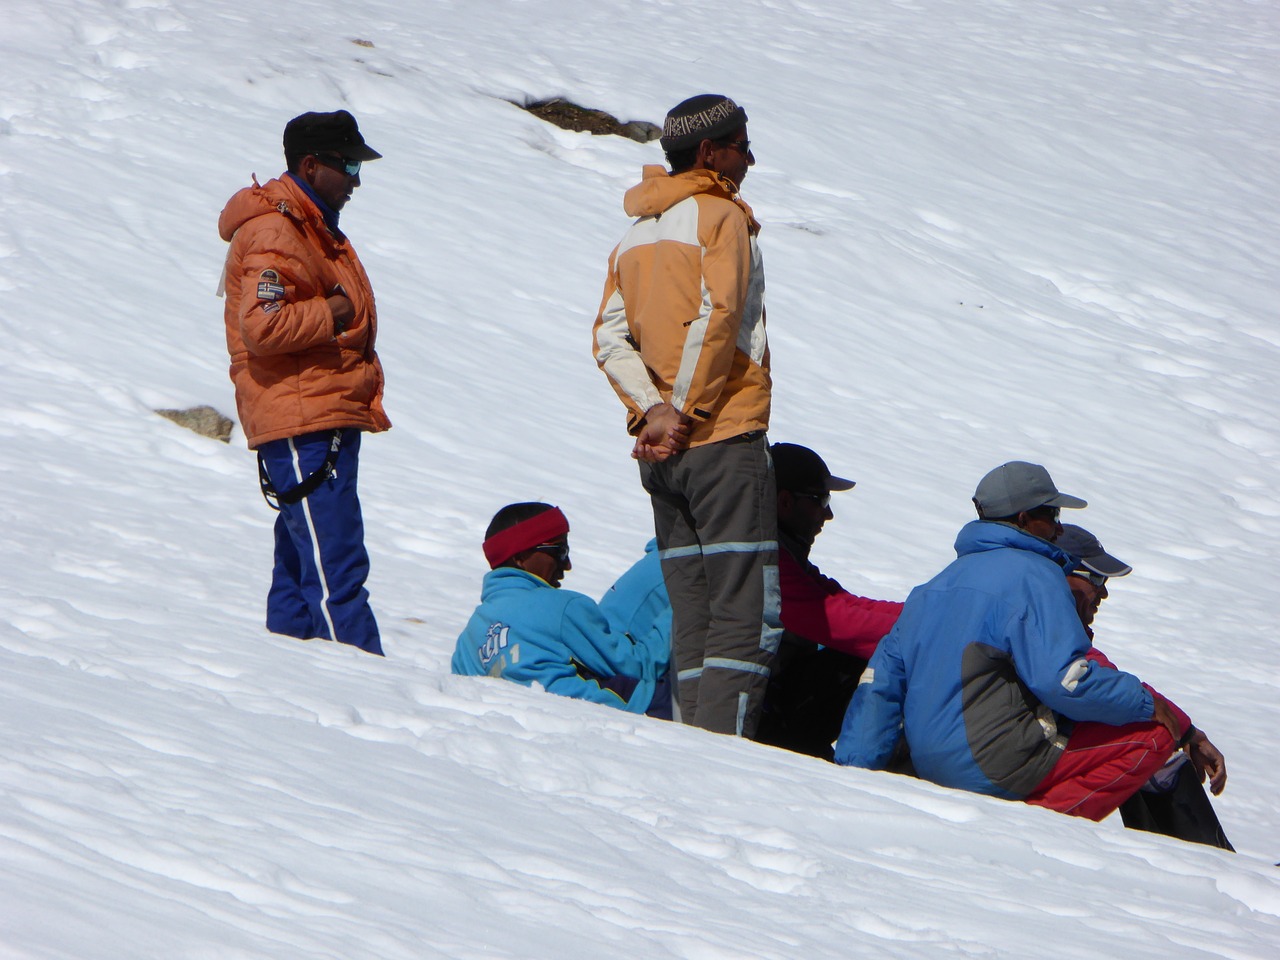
[759,444,903,758]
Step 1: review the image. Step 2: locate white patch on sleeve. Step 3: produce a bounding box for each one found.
[1061,657,1090,692]
[857,667,875,687]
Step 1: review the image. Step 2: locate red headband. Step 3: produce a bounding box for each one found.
[482,507,570,569]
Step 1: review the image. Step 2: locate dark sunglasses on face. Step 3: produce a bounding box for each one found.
[792,490,831,509]
[1028,504,1061,522]
[314,154,362,177]
[721,139,751,155]
[535,542,570,566]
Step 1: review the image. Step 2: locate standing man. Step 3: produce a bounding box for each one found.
[593,94,777,737]
[836,462,1182,822]
[219,110,389,656]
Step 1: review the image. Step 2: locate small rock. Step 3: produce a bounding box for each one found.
[518,98,660,144]
[155,405,235,443]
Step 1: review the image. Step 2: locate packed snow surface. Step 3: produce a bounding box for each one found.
[2,0,1278,956]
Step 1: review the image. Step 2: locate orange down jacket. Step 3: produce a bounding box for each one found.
[593,166,770,448]
[218,174,390,448]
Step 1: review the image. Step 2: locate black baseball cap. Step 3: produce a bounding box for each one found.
[771,443,855,493]
[283,110,382,161]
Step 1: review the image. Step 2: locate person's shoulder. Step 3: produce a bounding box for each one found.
[691,189,745,219]
[559,587,607,616]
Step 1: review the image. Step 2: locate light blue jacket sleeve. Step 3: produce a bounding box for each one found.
[485,595,653,714]
[834,625,907,769]
[599,541,672,672]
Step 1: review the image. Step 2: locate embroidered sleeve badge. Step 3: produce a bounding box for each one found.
[257,272,286,301]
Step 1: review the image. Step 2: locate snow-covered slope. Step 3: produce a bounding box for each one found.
[2,1,1277,956]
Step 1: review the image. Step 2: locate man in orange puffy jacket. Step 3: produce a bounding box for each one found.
[218,110,389,656]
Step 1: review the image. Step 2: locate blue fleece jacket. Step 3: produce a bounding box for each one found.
[598,539,672,674]
[835,520,1155,798]
[452,567,656,714]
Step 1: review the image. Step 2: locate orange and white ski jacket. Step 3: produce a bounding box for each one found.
[218,174,390,449]
[593,166,769,447]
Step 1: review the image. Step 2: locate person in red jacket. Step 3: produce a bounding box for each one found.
[1056,524,1232,849]
[757,444,904,758]
[218,110,388,656]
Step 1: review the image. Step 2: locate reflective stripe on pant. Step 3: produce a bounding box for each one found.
[259,428,383,656]
[1024,719,1176,822]
[640,433,780,738]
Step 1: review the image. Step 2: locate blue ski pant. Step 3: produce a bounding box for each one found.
[258,428,383,656]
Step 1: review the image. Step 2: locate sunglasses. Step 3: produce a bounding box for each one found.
[721,138,751,155]
[534,542,570,566]
[1072,569,1108,587]
[792,491,831,509]
[314,154,362,177]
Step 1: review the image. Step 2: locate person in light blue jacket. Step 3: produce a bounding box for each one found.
[599,539,671,671]
[599,538,675,720]
[452,502,663,717]
[835,462,1181,822]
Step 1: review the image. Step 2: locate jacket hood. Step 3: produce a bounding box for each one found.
[623,165,760,231]
[954,519,1073,569]
[218,174,317,242]
[480,566,556,599]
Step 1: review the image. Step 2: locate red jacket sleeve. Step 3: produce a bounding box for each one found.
[778,549,903,659]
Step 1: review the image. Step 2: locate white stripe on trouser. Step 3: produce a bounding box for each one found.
[659,540,777,561]
[289,436,339,644]
[702,657,772,678]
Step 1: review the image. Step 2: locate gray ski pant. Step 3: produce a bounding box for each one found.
[639,432,781,738]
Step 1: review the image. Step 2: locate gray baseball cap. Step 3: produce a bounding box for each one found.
[972,461,1087,518]
[1055,524,1132,577]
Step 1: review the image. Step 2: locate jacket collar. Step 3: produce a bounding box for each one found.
[480,566,554,598]
[954,519,1074,569]
[285,172,343,237]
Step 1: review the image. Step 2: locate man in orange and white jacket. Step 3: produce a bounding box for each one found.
[593,94,779,738]
[219,110,389,656]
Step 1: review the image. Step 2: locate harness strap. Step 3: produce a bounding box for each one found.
[258,430,343,511]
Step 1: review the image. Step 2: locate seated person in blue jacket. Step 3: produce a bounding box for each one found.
[1056,523,1232,849]
[599,537,676,718]
[452,501,670,719]
[836,461,1184,823]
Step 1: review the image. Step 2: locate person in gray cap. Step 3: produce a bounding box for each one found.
[1057,525,1232,849]
[218,110,388,656]
[592,94,775,738]
[836,462,1186,824]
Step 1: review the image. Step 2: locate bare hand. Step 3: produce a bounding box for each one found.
[1152,697,1181,743]
[327,294,355,334]
[631,403,691,462]
[1185,731,1227,796]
